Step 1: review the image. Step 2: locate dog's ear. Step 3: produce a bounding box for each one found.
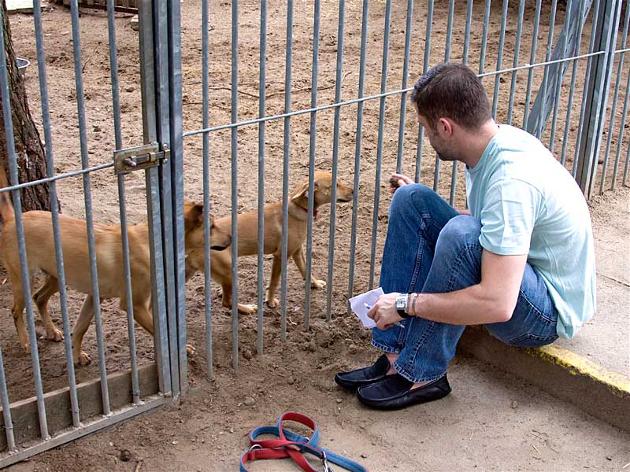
[291,183,309,202]
[184,202,204,230]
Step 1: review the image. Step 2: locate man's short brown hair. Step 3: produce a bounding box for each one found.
[411,63,491,130]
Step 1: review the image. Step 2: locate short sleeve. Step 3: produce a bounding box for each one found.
[479,179,540,255]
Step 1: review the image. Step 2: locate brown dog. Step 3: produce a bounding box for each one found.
[0,170,231,365]
[185,171,353,314]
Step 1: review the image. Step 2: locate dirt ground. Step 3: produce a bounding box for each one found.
[1,0,629,468]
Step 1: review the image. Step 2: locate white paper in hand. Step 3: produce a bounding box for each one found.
[348,287,384,329]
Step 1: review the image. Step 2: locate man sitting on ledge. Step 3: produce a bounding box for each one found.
[335,63,596,410]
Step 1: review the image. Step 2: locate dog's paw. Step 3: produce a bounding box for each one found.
[75,351,92,367]
[311,279,326,290]
[238,304,258,315]
[47,327,64,342]
[265,298,279,309]
[186,344,196,356]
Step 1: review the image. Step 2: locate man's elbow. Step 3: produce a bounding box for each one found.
[493,309,513,323]
[488,301,515,323]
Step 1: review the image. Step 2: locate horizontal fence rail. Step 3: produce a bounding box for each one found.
[185,0,628,369]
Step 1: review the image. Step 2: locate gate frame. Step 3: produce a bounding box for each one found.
[575,0,623,198]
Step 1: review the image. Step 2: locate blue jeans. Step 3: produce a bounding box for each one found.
[372,184,559,383]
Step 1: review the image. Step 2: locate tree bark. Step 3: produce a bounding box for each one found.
[0,0,53,212]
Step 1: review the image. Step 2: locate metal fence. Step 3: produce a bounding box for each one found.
[181,0,628,373]
[0,0,627,465]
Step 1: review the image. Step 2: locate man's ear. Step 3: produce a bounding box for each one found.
[438,117,454,136]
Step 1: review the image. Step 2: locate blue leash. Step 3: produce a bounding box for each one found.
[240,412,368,472]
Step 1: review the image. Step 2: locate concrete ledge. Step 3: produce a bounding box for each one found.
[458,327,630,431]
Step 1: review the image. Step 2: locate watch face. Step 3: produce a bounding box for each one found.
[396,295,406,310]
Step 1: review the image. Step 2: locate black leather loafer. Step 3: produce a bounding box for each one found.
[357,373,451,410]
[334,354,392,392]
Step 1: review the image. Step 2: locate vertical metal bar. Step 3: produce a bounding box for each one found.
[69,0,111,415]
[0,348,16,451]
[230,0,240,366]
[611,71,630,191]
[138,0,172,395]
[491,0,510,118]
[572,0,602,182]
[523,0,543,128]
[280,0,293,340]
[463,0,474,65]
[478,0,492,76]
[201,0,213,375]
[347,0,369,301]
[537,0,559,138]
[507,0,526,126]
[153,0,179,394]
[325,0,345,321]
[32,0,80,424]
[548,0,575,153]
[623,128,630,186]
[369,0,393,290]
[449,0,475,205]
[395,0,414,174]
[600,3,629,193]
[256,0,267,350]
[168,0,187,393]
[0,28,49,440]
[304,0,321,329]
[582,0,622,197]
[106,0,140,405]
[415,0,433,184]
[434,0,455,193]
[560,0,587,166]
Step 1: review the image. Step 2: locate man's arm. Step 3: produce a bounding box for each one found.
[368,250,527,329]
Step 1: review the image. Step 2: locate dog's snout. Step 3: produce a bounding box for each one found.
[336,184,354,202]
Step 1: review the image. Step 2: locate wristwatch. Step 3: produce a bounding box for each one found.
[395,294,411,318]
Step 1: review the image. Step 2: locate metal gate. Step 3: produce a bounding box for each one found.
[0,0,184,465]
[0,0,628,466]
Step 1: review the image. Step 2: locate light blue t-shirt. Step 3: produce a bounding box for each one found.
[466,125,596,339]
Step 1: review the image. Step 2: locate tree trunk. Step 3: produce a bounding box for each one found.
[0,0,53,212]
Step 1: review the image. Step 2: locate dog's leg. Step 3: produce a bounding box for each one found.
[220,280,257,315]
[33,275,64,342]
[9,272,29,351]
[265,255,282,308]
[132,300,154,335]
[292,249,326,290]
[212,252,256,315]
[72,295,95,366]
[133,300,195,355]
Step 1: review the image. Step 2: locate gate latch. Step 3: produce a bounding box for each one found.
[114,142,170,174]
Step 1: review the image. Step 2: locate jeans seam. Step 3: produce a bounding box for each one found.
[371,340,399,354]
[398,318,437,379]
[444,242,479,291]
[407,230,425,293]
[518,287,555,324]
[393,366,445,384]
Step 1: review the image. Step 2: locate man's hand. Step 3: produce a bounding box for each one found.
[389,173,414,194]
[367,292,403,329]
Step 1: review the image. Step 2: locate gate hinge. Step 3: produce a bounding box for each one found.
[114,142,170,174]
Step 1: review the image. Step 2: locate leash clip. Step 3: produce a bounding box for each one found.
[248,444,262,453]
[322,450,334,472]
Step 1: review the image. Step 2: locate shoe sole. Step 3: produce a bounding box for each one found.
[357,387,451,410]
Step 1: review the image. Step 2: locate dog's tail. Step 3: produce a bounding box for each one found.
[0,165,15,224]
